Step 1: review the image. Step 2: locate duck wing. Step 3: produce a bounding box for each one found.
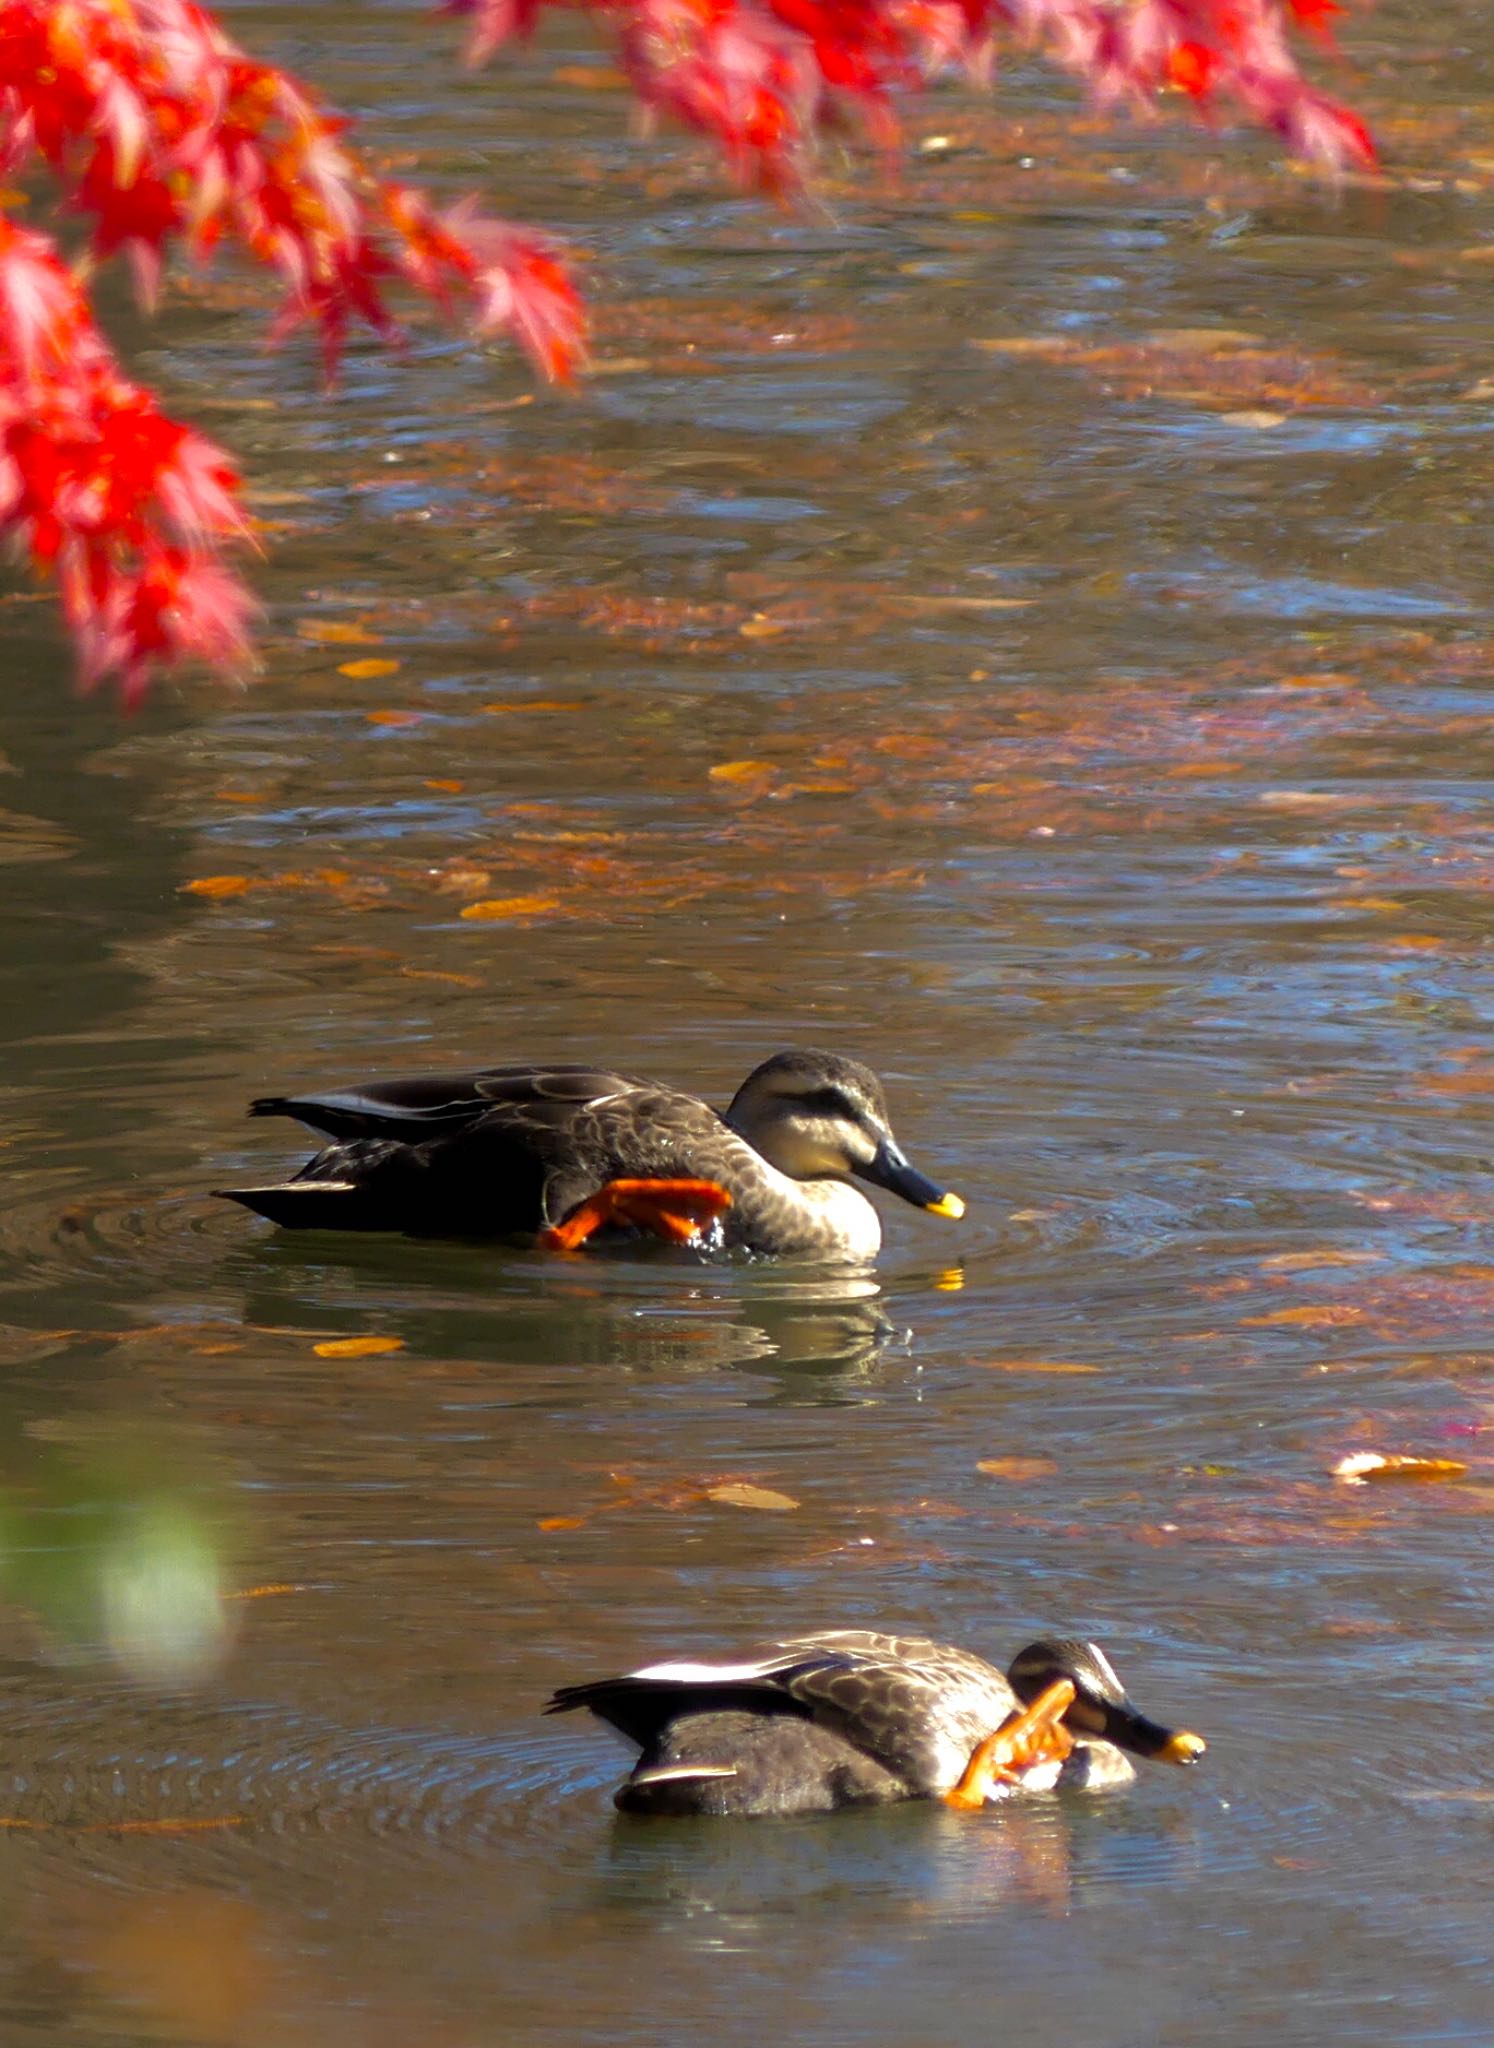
[249,1064,648,1142]
[227,1071,747,1237]
[547,1631,1013,1796]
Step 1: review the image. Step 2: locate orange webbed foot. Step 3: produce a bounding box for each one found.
[944,1678,1078,1811]
[539,1178,733,1252]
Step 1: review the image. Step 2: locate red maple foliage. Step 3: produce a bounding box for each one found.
[2,0,1370,701]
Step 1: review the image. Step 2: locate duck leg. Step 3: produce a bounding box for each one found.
[944,1679,1078,1810]
[540,1178,734,1251]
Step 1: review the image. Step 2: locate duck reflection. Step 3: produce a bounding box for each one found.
[230,1235,908,1404]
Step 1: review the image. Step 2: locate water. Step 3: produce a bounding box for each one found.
[0,2,1492,2040]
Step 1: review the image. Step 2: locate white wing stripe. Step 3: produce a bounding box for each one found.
[631,1658,793,1684]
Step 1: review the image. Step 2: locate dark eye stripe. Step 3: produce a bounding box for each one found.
[802,1086,858,1120]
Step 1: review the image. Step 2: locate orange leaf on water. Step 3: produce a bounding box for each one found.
[1243,1305,1367,1328]
[338,658,402,678]
[1260,1250,1384,1272]
[1332,1452,1468,1486]
[460,895,561,920]
[425,778,466,793]
[312,1335,406,1358]
[708,759,776,785]
[297,620,382,645]
[537,1515,587,1532]
[707,1482,800,1512]
[181,875,252,898]
[399,967,483,988]
[364,709,420,726]
[482,700,584,714]
[979,1360,1101,1376]
[976,1456,1058,1481]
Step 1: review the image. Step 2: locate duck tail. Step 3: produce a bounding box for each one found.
[214,1181,367,1230]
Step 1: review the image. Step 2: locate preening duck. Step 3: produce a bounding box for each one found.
[216,1049,964,1259]
[547,1631,1205,1817]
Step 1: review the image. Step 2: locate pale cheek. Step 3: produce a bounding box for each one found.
[774,1126,847,1179]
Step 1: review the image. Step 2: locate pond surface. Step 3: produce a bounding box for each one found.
[1,2,1492,2041]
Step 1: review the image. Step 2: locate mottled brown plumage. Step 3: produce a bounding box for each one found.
[215,1051,963,1259]
[547,1630,1206,1816]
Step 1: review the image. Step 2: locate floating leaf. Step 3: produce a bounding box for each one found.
[979,1360,1101,1376]
[181,875,251,898]
[1243,1305,1368,1328]
[537,1515,586,1532]
[338,658,401,678]
[1332,1452,1468,1486]
[364,709,421,726]
[460,895,561,920]
[1260,1250,1385,1272]
[311,1335,406,1358]
[706,1482,800,1512]
[297,620,382,645]
[976,1456,1058,1481]
[708,759,776,785]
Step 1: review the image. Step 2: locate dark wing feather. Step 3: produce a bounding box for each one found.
[546,1652,844,1749]
[229,1071,750,1237]
[250,1064,649,1141]
[763,1631,1014,1795]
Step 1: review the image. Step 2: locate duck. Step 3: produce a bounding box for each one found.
[546,1631,1205,1817]
[215,1049,964,1259]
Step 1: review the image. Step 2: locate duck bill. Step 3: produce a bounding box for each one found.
[1101,1700,1206,1766]
[859,1136,965,1220]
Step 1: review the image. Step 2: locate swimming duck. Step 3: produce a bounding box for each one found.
[547,1631,1205,1817]
[216,1049,964,1259]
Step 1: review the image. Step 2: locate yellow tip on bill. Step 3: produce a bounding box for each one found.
[925,1191,965,1221]
[1158,1729,1207,1765]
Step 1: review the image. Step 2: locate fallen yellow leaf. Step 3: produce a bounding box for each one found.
[312,1335,406,1358]
[980,1360,1101,1376]
[976,1456,1058,1481]
[708,759,776,785]
[1332,1452,1468,1486]
[1243,1305,1367,1328]
[460,895,561,920]
[706,1482,800,1512]
[338,658,401,679]
[296,620,382,645]
[181,875,252,898]
[1260,1250,1384,1272]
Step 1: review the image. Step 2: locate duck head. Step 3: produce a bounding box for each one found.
[1006,1638,1206,1765]
[725,1052,964,1221]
